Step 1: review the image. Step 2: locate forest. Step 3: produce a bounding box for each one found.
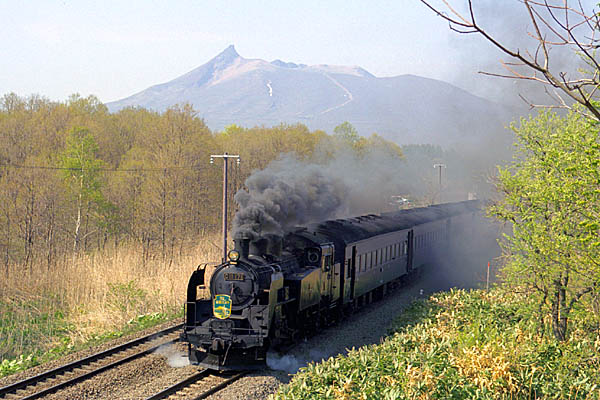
[1,93,445,272]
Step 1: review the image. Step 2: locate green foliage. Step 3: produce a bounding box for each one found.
[0,354,37,377]
[106,280,149,315]
[333,121,360,145]
[273,289,600,399]
[0,295,72,361]
[60,126,105,199]
[489,109,600,340]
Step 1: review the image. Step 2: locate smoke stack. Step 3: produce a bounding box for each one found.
[233,235,250,259]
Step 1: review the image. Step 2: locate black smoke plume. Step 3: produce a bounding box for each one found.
[232,156,349,240]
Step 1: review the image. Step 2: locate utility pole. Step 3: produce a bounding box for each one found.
[210,153,240,261]
[433,163,446,204]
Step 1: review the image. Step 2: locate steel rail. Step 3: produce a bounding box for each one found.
[144,369,209,400]
[144,370,247,400]
[0,323,183,399]
[192,372,247,400]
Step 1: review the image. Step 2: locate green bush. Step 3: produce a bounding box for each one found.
[272,288,600,400]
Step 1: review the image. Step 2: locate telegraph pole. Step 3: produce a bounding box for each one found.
[210,153,240,261]
[433,163,446,204]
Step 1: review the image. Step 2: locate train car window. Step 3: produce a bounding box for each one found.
[370,251,375,268]
[385,246,389,262]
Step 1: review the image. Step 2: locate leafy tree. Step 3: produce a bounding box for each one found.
[60,127,112,253]
[489,109,600,340]
[333,121,360,145]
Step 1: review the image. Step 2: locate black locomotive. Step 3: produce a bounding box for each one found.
[181,200,480,370]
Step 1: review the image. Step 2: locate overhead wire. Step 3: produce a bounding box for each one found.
[0,163,204,172]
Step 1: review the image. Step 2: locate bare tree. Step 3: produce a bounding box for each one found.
[421,0,600,120]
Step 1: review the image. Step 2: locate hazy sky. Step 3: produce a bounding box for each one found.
[0,1,594,104]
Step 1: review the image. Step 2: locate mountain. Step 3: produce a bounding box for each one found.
[106,45,518,148]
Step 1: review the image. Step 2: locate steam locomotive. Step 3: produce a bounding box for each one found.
[181,200,480,370]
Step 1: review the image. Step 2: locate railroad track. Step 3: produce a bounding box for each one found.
[145,370,247,400]
[0,323,183,400]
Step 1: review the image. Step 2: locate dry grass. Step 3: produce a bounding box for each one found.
[0,234,223,359]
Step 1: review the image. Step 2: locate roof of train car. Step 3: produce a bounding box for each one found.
[289,200,480,251]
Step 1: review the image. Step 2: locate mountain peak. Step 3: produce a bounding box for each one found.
[215,45,240,62]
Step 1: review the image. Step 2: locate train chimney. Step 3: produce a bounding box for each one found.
[233,235,250,259]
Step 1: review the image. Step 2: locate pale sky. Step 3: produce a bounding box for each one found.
[0,0,591,105]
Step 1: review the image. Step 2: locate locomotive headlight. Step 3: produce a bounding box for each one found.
[228,250,240,261]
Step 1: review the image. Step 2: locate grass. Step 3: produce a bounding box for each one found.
[0,235,222,377]
[272,288,600,400]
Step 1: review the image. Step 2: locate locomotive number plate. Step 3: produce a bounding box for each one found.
[224,272,245,281]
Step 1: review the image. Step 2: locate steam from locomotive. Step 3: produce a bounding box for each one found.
[233,156,348,240]
[232,148,409,242]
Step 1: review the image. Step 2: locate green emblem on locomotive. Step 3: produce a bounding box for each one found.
[213,294,231,319]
